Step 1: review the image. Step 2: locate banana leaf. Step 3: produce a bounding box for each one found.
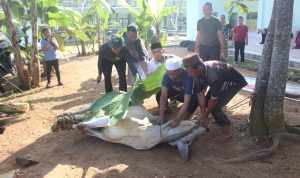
[131,64,166,104]
[82,65,166,126]
[83,91,125,123]
[143,64,166,91]
[83,77,139,126]
[117,0,140,16]
[108,78,138,126]
[42,0,60,8]
[148,0,167,20]
[90,91,123,113]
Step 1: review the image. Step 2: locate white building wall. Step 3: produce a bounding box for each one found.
[257,0,299,45]
[292,0,300,34]
[186,0,201,41]
[257,0,272,30]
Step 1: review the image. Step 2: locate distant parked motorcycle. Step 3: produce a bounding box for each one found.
[0,47,16,76]
[0,38,17,93]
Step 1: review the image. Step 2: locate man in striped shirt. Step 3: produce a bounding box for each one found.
[183,54,247,141]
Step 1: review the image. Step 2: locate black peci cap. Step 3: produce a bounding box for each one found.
[151,42,163,50]
[109,35,124,48]
[182,53,204,68]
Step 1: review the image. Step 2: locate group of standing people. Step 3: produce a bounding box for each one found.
[195,2,248,63]
[97,25,166,94]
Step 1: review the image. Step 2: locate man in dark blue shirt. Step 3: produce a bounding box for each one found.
[97,35,138,93]
[156,58,198,128]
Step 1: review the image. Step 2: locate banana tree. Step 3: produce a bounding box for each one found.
[2,0,42,87]
[148,0,178,42]
[86,0,115,49]
[46,0,115,54]
[1,0,31,89]
[118,0,178,48]
[224,0,251,18]
[6,0,30,48]
[47,6,90,55]
[30,0,40,87]
[36,0,61,24]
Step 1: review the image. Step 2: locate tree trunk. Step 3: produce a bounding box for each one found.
[155,23,160,41]
[80,40,87,55]
[102,30,105,46]
[96,14,101,49]
[263,0,294,135]
[24,33,29,49]
[75,38,81,56]
[249,0,278,138]
[30,0,41,87]
[229,0,296,162]
[1,0,31,89]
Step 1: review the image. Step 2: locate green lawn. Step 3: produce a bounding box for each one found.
[227,57,300,83]
[227,58,259,72]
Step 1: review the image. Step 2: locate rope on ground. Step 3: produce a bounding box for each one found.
[224,95,252,111]
[0,75,23,93]
[0,75,57,117]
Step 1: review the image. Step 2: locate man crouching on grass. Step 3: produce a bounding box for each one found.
[183,54,248,141]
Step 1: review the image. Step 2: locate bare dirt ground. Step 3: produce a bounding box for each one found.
[0,47,300,178]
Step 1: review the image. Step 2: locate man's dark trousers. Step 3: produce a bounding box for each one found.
[205,80,247,127]
[199,44,221,61]
[102,59,127,93]
[45,59,61,84]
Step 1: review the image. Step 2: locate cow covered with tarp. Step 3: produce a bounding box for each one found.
[51,65,206,160]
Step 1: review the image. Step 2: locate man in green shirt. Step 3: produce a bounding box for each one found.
[195,2,226,61]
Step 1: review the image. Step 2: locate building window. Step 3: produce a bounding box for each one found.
[247,12,258,19]
[127,0,137,7]
[109,0,117,7]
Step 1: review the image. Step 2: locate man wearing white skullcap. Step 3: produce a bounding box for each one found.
[156,58,198,128]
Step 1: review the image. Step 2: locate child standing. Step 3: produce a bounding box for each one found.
[233,16,248,63]
[41,27,63,88]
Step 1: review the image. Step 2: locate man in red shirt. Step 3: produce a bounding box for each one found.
[233,16,248,63]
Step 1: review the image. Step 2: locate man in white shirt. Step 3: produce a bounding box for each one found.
[147,42,166,74]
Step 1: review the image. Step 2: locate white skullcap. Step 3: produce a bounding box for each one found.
[165,57,182,71]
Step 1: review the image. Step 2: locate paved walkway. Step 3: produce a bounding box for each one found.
[244,76,300,101]
[228,32,300,69]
